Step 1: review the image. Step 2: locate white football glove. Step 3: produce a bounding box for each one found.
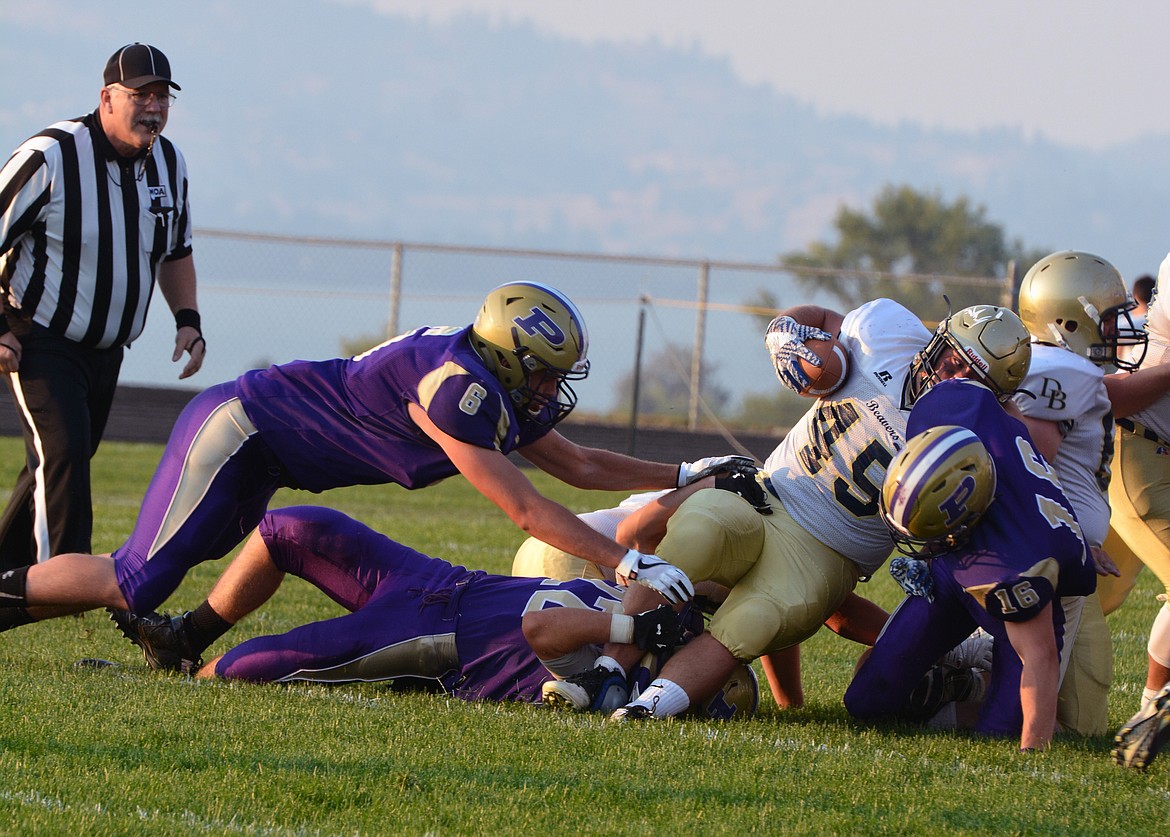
[677,454,758,487]
[615,549,695,605]
[764,315,833,394]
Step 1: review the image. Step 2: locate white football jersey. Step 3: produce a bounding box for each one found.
[1012,343,1112,546]
[1128,261,1170,442]
[764,298,930,574]
[1148,251,1170,342]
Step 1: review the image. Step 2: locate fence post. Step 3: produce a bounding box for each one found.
[1003,259,1019,311]
[628,295,648,456]
[689,261,709,430]
[388,242,404,338]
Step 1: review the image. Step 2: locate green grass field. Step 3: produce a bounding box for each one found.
[0,436,1167,835]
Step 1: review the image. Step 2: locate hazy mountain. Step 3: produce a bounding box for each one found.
[3,2,1168,278]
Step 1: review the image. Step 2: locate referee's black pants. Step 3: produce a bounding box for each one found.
[0,322,122,570]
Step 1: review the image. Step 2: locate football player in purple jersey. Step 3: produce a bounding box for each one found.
[0,282,756,643]
[844,379,1096,751]
[124,505,758,718]
[159,505,678,697]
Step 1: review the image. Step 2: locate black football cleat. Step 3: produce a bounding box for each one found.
[108,608,203,674]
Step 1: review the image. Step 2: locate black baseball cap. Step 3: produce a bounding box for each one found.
[103,43,181,91]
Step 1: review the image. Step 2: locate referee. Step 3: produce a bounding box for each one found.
[0,43,206,570]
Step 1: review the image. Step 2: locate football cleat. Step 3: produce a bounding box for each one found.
[940,628,995,673]
[541,664,628,713]
[1112,683,1170,770]
[905,663,985,722]
[107,608,203,674]
[609,704,655,723]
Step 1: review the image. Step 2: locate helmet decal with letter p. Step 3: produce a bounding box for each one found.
[471,281,590,428]
[881,425,997,558]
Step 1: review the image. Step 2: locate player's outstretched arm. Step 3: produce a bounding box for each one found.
[1004,604,1059,752]
[519,430,680,490]
[1104,363,1170,419]
[409,403,687,596]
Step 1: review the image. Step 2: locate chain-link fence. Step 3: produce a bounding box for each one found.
[120,229,1013,433]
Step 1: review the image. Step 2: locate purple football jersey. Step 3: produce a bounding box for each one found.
[845,380,1094,737]
[236,326,554,492]
[215,506,625,703]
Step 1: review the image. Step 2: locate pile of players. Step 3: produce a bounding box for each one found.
[3,251,1170,771]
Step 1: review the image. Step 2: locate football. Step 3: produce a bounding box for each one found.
[799,336,850,398]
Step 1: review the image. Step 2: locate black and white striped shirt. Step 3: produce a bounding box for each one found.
[0,109,192,349]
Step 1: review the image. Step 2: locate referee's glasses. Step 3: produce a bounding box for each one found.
[109,85,176,109]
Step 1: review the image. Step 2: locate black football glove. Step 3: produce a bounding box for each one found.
[631,604,681,652]
[714,471,773,515]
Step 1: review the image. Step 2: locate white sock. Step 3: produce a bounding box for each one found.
[629,678,690,718]
[595,655,626,678]
[1142,687,1160,712]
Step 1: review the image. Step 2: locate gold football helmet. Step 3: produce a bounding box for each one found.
[471,281,590,426]
[903,304,1031,408]
[693,662,760,720]
[881,425,997,558]
[1017,250,1147,370]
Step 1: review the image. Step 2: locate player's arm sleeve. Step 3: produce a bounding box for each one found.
[970,564,1058,624]
[416,368,511,451]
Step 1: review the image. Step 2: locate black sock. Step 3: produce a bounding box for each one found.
[184,601,233,654]
[0,566,29,608]
[0,608,34,632]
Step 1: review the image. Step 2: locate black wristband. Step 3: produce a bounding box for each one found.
[175,308,202,333]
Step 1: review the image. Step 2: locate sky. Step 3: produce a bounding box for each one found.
[349,0,1170,150]
[1,0,1167,400]
[5,0,1167,150]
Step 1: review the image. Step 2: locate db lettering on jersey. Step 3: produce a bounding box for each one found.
[1036,377,1068,411]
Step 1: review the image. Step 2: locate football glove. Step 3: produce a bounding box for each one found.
[890,556,934,602]
[631,604,681,652]
[615,549,694,605]
[764,315,832,394]
[677,455,758,487]
[714,471,773,515]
